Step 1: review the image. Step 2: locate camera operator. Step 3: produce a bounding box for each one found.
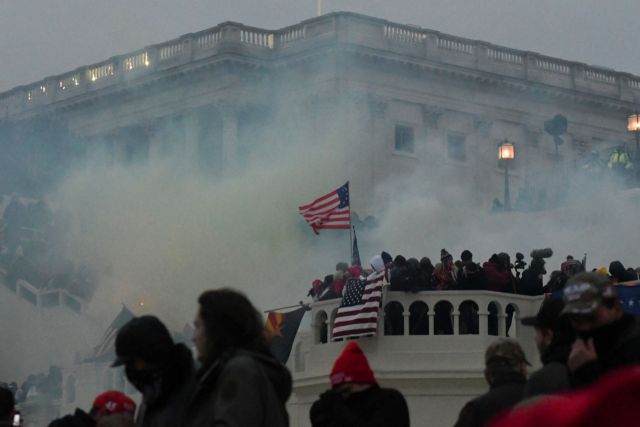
[519,249,553,296]
[309,341,409,427]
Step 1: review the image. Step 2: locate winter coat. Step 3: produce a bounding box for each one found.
[309,385,409,427]
[518,267,545,296]
[47,409,95,427]
[184,349,292,427]
[571,314,640,388]
[136,344,196,427]
[389,265,412,291]
[433,263,457,290]
[457,262,486,290]
[482,262,514,293]
[454,371,526,427]
[523,343,571,398]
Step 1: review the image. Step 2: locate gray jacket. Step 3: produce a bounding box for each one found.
[184,349,292,427]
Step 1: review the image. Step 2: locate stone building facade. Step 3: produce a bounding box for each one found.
[0,12,638,214]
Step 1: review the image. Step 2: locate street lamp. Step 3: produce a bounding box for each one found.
[498,139,516,210]
[627,113,640,174]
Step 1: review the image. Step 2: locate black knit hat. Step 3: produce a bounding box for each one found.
[461,250,473,262]
[112,316,174,367]
[440,249,452,262]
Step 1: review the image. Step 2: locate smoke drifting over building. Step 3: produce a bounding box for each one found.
[0,12,639,397]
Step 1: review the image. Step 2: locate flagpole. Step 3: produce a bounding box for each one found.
[264,302,310,313]
[348,183,353,264]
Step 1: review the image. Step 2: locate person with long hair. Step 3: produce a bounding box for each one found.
[185,288,292,427]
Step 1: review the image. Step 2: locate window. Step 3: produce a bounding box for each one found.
[394,125,415,153]
[447,133,466,161]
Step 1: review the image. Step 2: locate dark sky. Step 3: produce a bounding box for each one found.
[1,0,638,92]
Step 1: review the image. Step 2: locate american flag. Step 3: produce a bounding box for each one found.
[91,305,135,362]
[298,182,350,234]
[332,270,385,340]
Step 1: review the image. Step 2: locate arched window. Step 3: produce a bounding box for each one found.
[315,311,328,344]
[506,303,520,338]
[434,301,453,335]
[65,375,76,404]
[384,302,404,336]
[459,300,479,335]
[409,302,429,335]
[488,302,501,336]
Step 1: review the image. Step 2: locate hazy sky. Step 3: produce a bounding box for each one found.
[0,0,639,92]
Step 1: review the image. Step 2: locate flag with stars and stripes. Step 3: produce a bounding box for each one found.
[298,182,351,235]
[332,270,385,340]
[616,280,640,315]
[90,305,135,362]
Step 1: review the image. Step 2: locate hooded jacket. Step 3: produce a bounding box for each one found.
[136,343,196,427]
[183,349,292,427]
[523,342,571,398]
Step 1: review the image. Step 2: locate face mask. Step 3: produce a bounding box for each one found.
[125,365,160,393]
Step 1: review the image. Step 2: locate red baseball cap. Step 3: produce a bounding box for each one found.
[92,391,136,417]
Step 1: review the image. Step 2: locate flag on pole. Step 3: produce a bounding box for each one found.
[615,280,640,315]
[90,305,135,362]
[298,182,351,235]
[265,306,309,363]
[332,270,385,340]
[351,226,361,266]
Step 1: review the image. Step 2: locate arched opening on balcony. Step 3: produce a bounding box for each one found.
[315,311,328,344]
[434,300,453,335]
[506,303,520,338]
[409,301,429,335]
[488,301,502,336]
[459,300,479,335]
[384,301,404,336]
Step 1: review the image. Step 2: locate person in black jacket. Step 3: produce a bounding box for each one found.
[310,340,409,427]
[112,315,196,427]
[0,387,16,427]
[454,339,529,427]
[562,272,640,388]
[185,288,292,427]
[521,298,575,398]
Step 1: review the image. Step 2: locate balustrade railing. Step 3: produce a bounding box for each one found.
[159,41,184,61]
[1,13,639,115]
[585,69,616,84]
[535,57,571,74]
[383,24,424,43]
[197,30,222,50]
[438,36,474,54]
[487,47,523,65]
[311,290,542,344]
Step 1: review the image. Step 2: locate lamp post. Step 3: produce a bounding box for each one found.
[627,113,640,175]
[498,139,516,210]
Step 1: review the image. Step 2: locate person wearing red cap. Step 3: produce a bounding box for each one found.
[90,391,136,426]
[309,341,409,427]
[47,391,136,427]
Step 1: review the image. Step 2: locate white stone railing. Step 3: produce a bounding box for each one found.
[384,24,424,44]
[196,29,222,50]
[585,68,616,84]
[159,41,185,61]
[122,51,150,71]
[487,47,524,65]
[12,279,87,313]
[311,289,542,344]
[438,35,474,54]
[535,57,572,74]
[240,28,274,48]
[279,25,306,45]
[1,12,639,117]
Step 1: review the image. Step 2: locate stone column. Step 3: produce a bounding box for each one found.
[183,112,201,166]
[367,96,388,204]
[478,310,489,336]
[221,105,239,176]
[403,311,410,336]
[453,310,460,335]
[428,312,435,335]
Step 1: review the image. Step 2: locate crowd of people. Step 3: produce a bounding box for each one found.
[309,248,640,302]
[0,194,96,301]
[1,252,640,426]
[0,366,62,409]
